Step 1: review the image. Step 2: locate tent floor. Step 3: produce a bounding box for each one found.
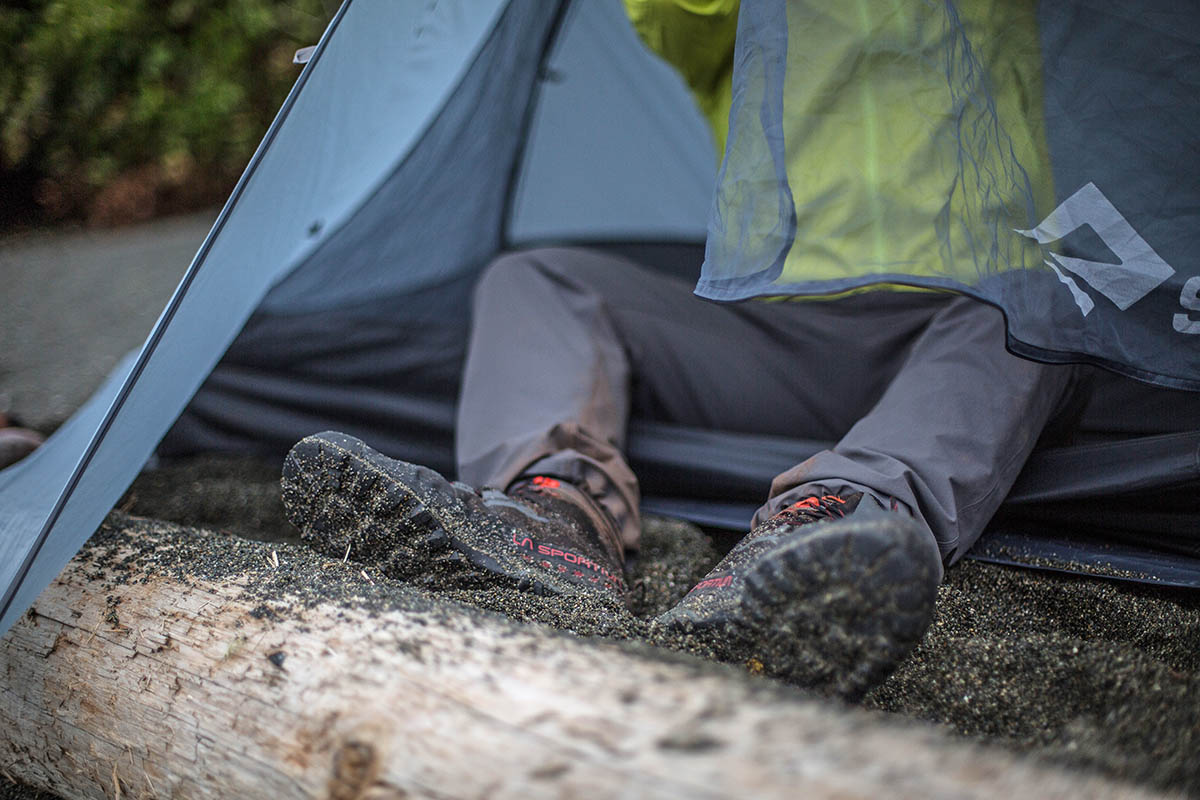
[966,528,1200,590]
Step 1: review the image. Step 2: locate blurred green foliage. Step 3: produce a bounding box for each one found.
[0,0,332,228]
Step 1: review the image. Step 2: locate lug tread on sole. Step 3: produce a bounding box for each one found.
[664,515,938,699]
[282,434,462,575]
[282,433,576,597]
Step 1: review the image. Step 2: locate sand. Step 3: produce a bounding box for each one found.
[102,455,1200,796]
[4,453,1199,799]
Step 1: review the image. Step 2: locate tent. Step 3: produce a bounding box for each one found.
[2,0,1198,637]
[703,1,1200,391]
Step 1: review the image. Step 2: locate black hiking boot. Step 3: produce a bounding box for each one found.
[281,431,627,603]
[657,489,940,699]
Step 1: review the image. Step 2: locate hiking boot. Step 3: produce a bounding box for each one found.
[281,431,627,603]
[657,489,940,699]
[499,475,626,595]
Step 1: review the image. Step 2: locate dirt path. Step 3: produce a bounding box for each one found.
[0,212,213,430]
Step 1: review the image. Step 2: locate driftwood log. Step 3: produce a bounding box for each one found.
[0,515,1159,799]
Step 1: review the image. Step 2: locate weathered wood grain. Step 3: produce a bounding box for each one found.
[0,522,1163,799]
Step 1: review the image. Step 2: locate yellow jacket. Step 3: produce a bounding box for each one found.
[623,0,738,158]
[625,0,1053,293]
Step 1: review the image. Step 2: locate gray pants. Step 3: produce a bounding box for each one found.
[456,248,1084,564]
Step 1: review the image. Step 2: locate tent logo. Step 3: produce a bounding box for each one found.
[1015,182,1174,317]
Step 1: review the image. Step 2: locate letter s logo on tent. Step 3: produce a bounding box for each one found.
[1176,277,1200,335]
[1015,182,1175,319]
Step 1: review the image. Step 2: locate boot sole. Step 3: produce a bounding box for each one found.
[661,515,939,699]
[281,431,569,596]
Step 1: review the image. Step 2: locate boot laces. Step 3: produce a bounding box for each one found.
[770,494,851,526]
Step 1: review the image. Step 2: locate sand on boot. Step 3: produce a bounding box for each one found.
[24,454,1188,798]
[278,433,630,602]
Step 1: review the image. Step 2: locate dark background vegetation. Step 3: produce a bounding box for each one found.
[0,0,334,232]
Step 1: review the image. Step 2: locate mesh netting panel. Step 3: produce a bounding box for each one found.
[697,0,1200,390]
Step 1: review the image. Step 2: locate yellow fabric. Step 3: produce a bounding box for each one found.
[775,0,1054,288]
[622,0,738,158]
[628,0,1054,296]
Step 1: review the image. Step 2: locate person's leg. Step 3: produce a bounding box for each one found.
[284,247,950,610]
[456,247,955,551]
[758,297,1085,562]
[659,297,1084,697]
[456,248,641,550]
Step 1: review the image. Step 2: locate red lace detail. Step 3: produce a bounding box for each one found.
[771,494,848,525]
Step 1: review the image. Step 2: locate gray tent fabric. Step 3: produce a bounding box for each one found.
[507,0,714,243]
[966,531,1200,590]
[248,3,564,315]
[261,0,712,314]
[696,0,1200,391]
[1005,2,1200,387]
[0,0,717,636]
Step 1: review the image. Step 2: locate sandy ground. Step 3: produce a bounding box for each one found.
[120,458,1200,795]
[2,214,1199,797]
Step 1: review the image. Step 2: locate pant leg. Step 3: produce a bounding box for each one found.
[758,297,1084,564]
[457,247,955,550]
[457,249,642,549]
